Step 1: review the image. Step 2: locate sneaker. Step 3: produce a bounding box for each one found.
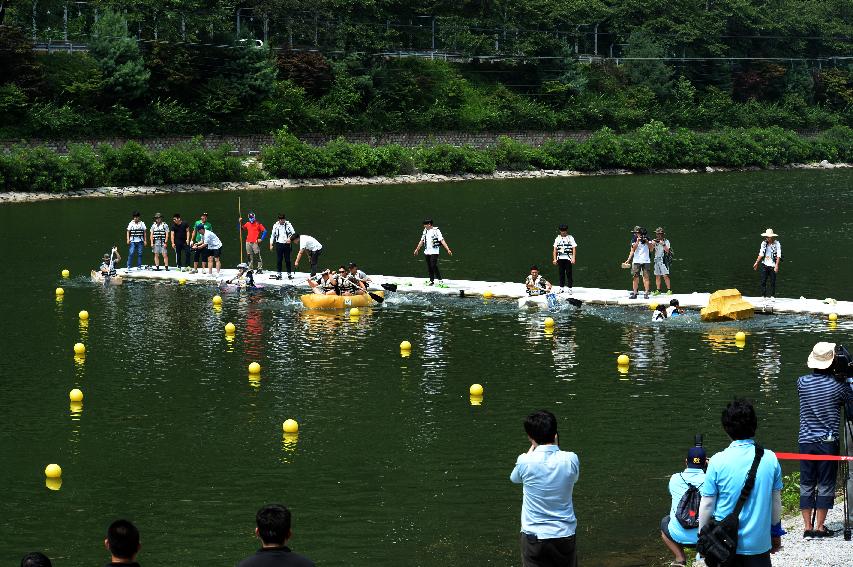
[666,290,673,295]
[165,267,169,271]
[652,290,660,296]
[814,526,836,538]
[803,530,815,538]
[629,292,638,299]
[425,281,434,286]
[271,274,281,280]
[257,269,264,274]
[643,292,650,299]
[190,268,198,274]
[288,274,294,280]
[437,280,448,288]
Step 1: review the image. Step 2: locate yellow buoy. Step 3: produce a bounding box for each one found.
[829,313,838,322]
[544,317,555,327]
[400,340,412,351]
[69,388,83,402]
[44,463,62,478]
[224,322,236,334]
[73,342,86,355]
[349,307,361,317]
[617,354,630,366]
[78,310,89,321]
[178,278,187,285]
[212,295,223,306]
[55,287,65,296]
[248,362,261,374]
[735,331,746,342]
[483,290,494,299]
[61,269,70,278]
[282,418,299,434]
[649,302,658,311]
[469,383,484,396]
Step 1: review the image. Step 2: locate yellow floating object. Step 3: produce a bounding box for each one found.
[248,362,261,374]
[69,388,83,402]
[349,307,361,317]
[470,394,483,406]
[300,291,383,309]
[55,287,65,296]
[617,365,629,376]
[469,383,484,396]
[282,418,299,434]
[73,342,86,355]
[45,477,62,491]
[78,310,89,321]
[212,295,223,306]
[482,290,494,299]
[44,464,62,478]
[400,340,412,351]
[224,322,236,334]
[544,317,555,327]
[649,302,658,311]
[178,278,187,285]
[735,331,746,341]
[61,269,70,278]
[617,354,630,366]
[700,289,755,322]
[829,313,838,322]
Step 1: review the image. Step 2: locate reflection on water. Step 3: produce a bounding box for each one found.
[753,332,783,394]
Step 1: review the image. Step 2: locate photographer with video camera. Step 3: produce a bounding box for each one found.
[625,226,653,300]
[797,342,853,538]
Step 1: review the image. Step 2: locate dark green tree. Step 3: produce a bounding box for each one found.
[89,9,150,102]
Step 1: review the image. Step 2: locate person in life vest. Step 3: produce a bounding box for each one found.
[413,219,453,287]
[525,265,552,296]
[552,224,577,294]
[753,228,781,299]
[336,265,366,296]
[99,247,121,276]
[348,262,372,287]
[125,211,146,271]
[308,269,337,295]
[149,212,170,271]
[666,299,685,318]
[661,444,707,567]
[226,263,256,288]
[240,212,267,273]
[625,226,653,299]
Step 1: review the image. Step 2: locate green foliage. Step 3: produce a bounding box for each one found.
[781,472,800,516]
[415,144,496,174]
[623,30,673,99]
[89,10,150,101]
[0,25,43,92]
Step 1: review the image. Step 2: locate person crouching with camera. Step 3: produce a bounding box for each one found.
[797,342,853,538]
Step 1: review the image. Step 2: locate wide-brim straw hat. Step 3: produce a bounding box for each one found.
[761,228,778,238]
[807,341,836,370]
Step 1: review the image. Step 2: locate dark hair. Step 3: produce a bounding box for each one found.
[348,262,357,268]
[132,211,140,217]
[20,552,52,567]
[524,410,558,445]
[291,233,300,240]
[173,213,181,219]
[669,299,680,307]
[423,219,433,225]
[256,504,292,545]
[721,398,758,440]
[107,519,139,560]
[656,304,667,315]
[558,224,568,231]
[278,213,285,219]
[530,265,539,271]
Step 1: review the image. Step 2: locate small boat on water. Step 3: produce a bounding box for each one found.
[91,270,123,285]
[300,290,384,309]
[219,282,266,293]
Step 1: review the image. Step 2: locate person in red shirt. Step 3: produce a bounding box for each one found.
[240,212,267,273]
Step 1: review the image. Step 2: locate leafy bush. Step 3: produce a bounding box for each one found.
[415,144,496,174]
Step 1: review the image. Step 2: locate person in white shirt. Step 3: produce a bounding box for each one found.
[625,226,653,299]
[192,225,223,274]
[525,265,552,296]
[347,262,371,287]
[413,219,453,287]
[652,227,671,295]
[149,212,170,271]
[125,211,147,271]
[551,224,577,293]
[269,213,296,280]
[292,233,323,276]
[753,228,781,299]
[666,299,684,318]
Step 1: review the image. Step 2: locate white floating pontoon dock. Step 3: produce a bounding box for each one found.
[114,267,850,317]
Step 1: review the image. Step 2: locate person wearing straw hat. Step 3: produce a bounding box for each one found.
[753,229,781,299]
[797,342,853,539]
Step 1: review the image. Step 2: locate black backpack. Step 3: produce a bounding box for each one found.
[675,475,702,529]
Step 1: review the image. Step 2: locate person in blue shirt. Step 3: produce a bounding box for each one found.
[510,409,580,567]
[661,445,707,566]
[699,399,783,567]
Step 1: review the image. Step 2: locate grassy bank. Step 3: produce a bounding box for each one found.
[1,123,851,193]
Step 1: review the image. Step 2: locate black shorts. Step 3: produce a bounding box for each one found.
[193,248,207,262]
[208,248,221,259]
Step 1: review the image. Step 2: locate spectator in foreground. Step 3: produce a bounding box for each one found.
[510,409,580,567]
[104,519,141,566]
[699,399,783,566]
[237,504,315,567]
[661,445,707,566]
[20,552,52,567]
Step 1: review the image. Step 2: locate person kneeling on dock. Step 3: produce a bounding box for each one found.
[525,266,552,296]
[227,263,257,289]
[308,269,337,295]
[661,443,707,566]
[192,225,223,275]
[337,266,365,296]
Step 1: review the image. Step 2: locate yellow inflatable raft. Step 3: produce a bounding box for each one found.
[300,291,383,309]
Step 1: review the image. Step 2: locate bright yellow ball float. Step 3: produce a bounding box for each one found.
[212,295,223,306]
[61,269,70,278]
[73,342,86,355]
[735,331,746,342]
[544,317,555,327]
[44,464,62,478]
[469,383,484,396]
[829,313,838,322]
[55,287,65,296]
[400,340,412,351]
[224,322,236,334]
[178,278,187,285]
[349,307,360,317]
[69,388,83,402]
[482,290,494,299]
[248,362,261,374]
[282,419,299,434]
[617,354,630,366]
[78,310,89,321]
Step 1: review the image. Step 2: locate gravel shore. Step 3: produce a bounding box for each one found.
[0,161,849,205]
[772,505,852,566]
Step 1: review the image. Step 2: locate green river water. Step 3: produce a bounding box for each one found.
[1,169,852,566]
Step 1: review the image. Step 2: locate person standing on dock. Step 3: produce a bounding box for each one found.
[149,213,169,271]
[269,213,296,280]
[170,213,191,271]
[125,211,146,271]
[753,229,781,299]
[240,212,267,273]
[625,226,653,299]
[193,224,223,275]
[510,409,579,567]
[414,219,453,287]
[292,233,323,276]
[190,212,212,274]
[652,227,672,295]
[552,224,577,294]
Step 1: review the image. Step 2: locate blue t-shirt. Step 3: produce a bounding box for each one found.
[510,445,580,538]
[700,439,782,555]
[667,468,706,544]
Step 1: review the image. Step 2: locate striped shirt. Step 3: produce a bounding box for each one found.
[797,372,853,443]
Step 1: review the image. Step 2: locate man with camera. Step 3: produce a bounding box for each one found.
[796,342,853,538]
[625,226,653,300]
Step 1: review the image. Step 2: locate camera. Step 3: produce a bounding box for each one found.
[831,344,853,381]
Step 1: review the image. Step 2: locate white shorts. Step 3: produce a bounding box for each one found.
[654,258,669,276]
[153,243,167,254]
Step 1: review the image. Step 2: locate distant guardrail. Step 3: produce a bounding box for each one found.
[32,41,89,54]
